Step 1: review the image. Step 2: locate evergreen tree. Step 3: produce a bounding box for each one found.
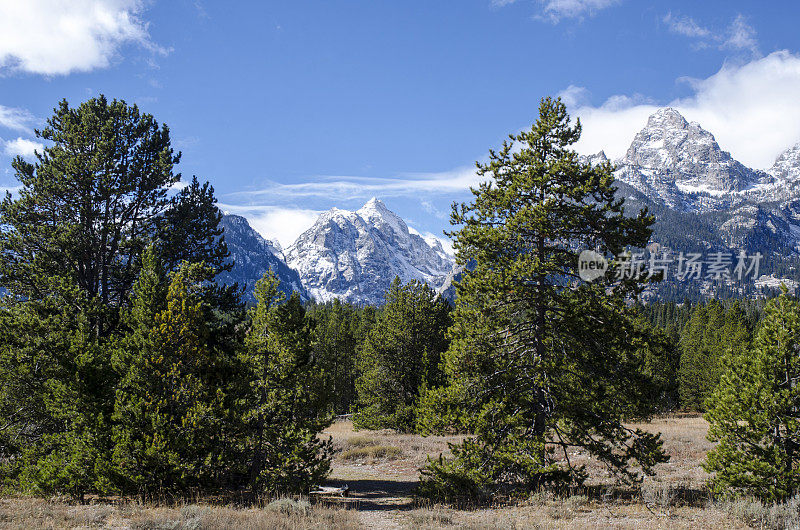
[240,271,332,495]
[309,299,363,415]
[112,253,230,492]
[352,278,450,433]
[678,304,713,410]
[418,97,668,499]
[678,302,751,411]
[0,96,239,496]
[0,96,229,333]
[157,176,230,275]
[0,282,114,496]
[705,290,800,500]
[0,96,179,332]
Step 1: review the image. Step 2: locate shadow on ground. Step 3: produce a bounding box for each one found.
[316,478,418,511]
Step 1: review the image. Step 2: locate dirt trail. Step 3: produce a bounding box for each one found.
[320,465,417,529]
[319,420,440,529]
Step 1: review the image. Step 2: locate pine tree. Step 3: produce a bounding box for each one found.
[157,176,231,275]
[352,278,450,432]
[705,290,800,500]
[418,97,668,499]
[0,96,240,496]
[0,282,115,496]
[112,253,229,492]
[0,96,179,333]
[309,299,362,415]
[241,271,332,495]
[678,302,751,411]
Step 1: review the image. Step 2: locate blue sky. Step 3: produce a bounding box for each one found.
[2,1,800,249]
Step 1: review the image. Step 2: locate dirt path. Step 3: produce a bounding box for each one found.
[321,465,418,529]
[319,420,446,529]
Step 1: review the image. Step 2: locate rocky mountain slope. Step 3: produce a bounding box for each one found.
[598,108,800,298]
[217,108,800,305]
[217,214,308,301]
[284,198,453,305]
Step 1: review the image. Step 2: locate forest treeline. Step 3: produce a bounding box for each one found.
[1,95,799,503]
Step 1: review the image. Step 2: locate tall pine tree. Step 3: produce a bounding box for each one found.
[419,97,668,499]
[353,278,450,433]
[705,290,800,500]
[112,253,230,492]
[240,271,332,495]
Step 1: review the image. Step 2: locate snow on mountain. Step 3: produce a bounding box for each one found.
[614,108,773,211]
[767,142,800,197]
[216,109,800,305]
[285,198,454,305]
[603,107,800,299]
[217,214,308,300]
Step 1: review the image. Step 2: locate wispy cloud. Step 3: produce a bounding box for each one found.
[662,12,710,39]
[492,0,619,22]
[421,199,450,221]
[722,14,758,54]
[223,167,482,203]
[0,105,36,133]
[564,50,800,170]
[3,137,43,158]
[0,0,167,75]
[663,12,759,55]
[538,0,620,23]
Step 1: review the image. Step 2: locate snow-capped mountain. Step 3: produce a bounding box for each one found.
[217,214,308,300]
[768,141,800,196]
[602,107,800,298]
[285,198,454,305]
[215,108,800,305]
[614,108,777,212]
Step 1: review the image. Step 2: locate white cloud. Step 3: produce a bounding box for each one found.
[557,85,592,108]
[217,204,323,248]
[3,137,43,158]
[663,12,710,39]
[0,0,165,75]
[225,167,482,203]
[538,0,620,23]
[421,199,449,220]
[663,12,758,55]
[723,14,758,54]
[492,0,619,22]
[0,105,36,133]
[567,50,800,170]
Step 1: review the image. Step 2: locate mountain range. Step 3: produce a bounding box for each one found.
[216,215,308,301]
[220,107,800,304]
[219,199,453,305]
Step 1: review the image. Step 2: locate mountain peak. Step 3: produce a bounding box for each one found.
[358,197,392,217]
[357,197,407,235]
[363,196,384,208]
[770,141,800,183]
[286,200,454,305]
[647,107,688,128]
[618,106,760,199]
[218,215,307,301]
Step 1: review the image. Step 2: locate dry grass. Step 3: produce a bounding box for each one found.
[323,415,781,528]
[340,444,403,461]
[0,497,362,529]
[326,421,462,477]
[401,499,752,529]
[3,416,794,528]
